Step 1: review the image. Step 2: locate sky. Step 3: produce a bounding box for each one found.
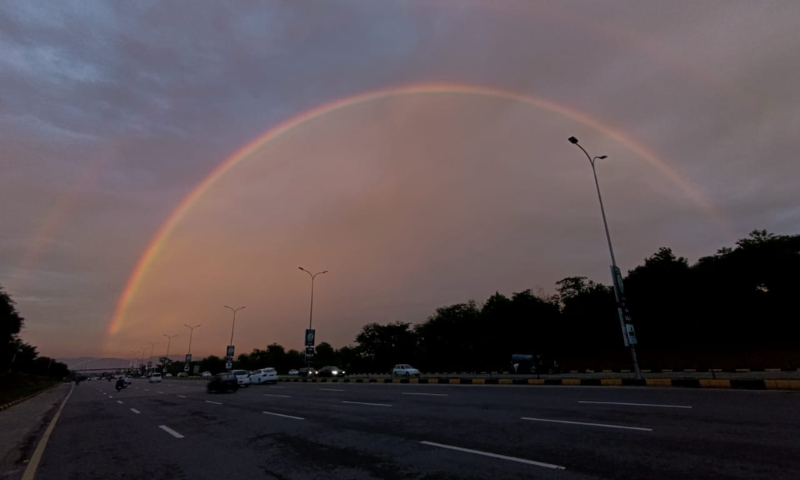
[2,0,799,360]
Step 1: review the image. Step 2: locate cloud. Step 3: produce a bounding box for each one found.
[1,0,798,357]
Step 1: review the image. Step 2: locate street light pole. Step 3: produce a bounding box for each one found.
[146,341,158,374]
[184,324,201,355]
[163,334,177,372]
[223,306,245,346]
[568,136,642,379]
[298,267,328,330]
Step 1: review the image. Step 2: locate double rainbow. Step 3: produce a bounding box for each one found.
[107,82,722,336]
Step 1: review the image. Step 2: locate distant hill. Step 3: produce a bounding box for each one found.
[60,355,183,370]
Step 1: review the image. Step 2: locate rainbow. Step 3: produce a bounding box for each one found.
[107,81,724,336]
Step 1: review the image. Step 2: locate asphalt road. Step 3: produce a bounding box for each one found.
[30,379,800,479]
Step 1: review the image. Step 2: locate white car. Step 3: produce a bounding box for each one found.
[164,373,173,378]
[249,368,279,384]
[201,371,212,378]
[149,373,162,383]
[231,369,251,387]
[392,364,420,377]
[288,369,300,376]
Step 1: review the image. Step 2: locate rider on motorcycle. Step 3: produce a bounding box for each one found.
[115,377,126,391]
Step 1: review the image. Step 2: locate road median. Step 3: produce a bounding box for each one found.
[278,376,800,390]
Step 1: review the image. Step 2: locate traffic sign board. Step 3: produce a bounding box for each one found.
[226,345,235,358]
[305,329,315,346]
[225,361,232,369]
[185,354,192,363]
[183,364,190,372]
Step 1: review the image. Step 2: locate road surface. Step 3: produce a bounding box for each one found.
[26,379,800,479]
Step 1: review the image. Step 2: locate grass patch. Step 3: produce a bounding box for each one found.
[0,374,60,406]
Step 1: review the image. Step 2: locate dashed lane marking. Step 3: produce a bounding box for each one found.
[177,395,187,398]
[117,400,123,404]
[578,401,692,409]
[263,394,291,398]
[130,408,141,414]
[262,411,304,420]
[205,400,223,405]
[521,417,652,432]
[420,441,565,470]
[402,392,448,397]
[342,401,392,407]
[319,389,345,392]
[159,425,184,439]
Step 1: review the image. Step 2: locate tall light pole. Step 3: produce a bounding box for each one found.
[146,341,159,374]
[298,267,328,330]
[184,324,201,355]
[224,306,245,346]
[568,136,642,379]
[163,334,177,372]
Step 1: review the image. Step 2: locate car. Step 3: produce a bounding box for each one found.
[288,369,300,376]
[231,369,251,387]
[164,373,173,378]
[298,367,317,377]
[317,366,346,377]
[392,364,420,377]
[177,372,188,377]
[201,371,212,378]
[149,373,162,383]
[250,368,279,384]
[207,373,240,393]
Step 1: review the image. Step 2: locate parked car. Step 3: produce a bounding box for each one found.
[250,368,279,384]
[288,369,300,376]
[231,369,251,387]
[201,371,212,378]
[298,367,317,377]
[207,373,240,393]
[318,366,346,377]
[149,373,162,383]
[392,364,420,377]
[177,372,188,377]
[164,373,173,378]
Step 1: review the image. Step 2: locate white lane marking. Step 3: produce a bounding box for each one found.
[177,395,187,398]
[263,394,291,398]
[262,411,304,420]
[157,391,164,394]
[159,425,184,439]
[521,417,652,432]
[117,400,123,404]
[21,383,74,480]
[342,401,392,407]
[144,389,149,391]
[130,408,141,414]
[579,401,692,409]
[420,441,565,470]
[205,400,223,405]
[318,389,344,392]
[402,392,448,397]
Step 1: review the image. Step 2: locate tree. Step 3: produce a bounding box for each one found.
[355,321,418,373]
[1,283,25,369]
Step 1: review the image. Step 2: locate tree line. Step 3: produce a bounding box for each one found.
[195,230,798,374]
[1,285,69,378]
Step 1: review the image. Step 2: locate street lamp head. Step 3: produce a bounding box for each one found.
[598,155,608,160]
[298,267,305,271]
[568,136,579,144]
[322,270,328,274]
